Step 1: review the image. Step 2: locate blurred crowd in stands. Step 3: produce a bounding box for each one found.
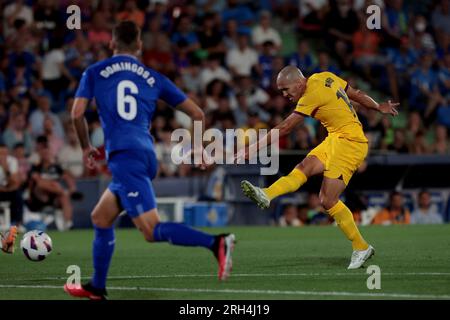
[0,0,449,228]
[278,189,447,226]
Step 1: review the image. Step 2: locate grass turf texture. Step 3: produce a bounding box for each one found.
[1,225,449,300]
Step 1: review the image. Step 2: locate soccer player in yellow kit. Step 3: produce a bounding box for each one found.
[240,66,399,269]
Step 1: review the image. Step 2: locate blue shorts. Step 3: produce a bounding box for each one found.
[107,149,158,218]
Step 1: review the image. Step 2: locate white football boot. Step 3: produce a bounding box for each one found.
[241,180,270,209]
[347,245,375,269]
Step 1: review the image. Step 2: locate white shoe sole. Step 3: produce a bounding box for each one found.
[241,181,270,209]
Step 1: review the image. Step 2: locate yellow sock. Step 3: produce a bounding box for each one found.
[327,201,368,251]
[263,168,307,201]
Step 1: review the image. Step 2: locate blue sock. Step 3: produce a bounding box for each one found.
[92,225,115,289]
[153,222,215,249]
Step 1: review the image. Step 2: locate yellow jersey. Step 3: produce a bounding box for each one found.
[294,72,368,143]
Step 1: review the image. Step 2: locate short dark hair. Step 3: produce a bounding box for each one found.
[13,142,24,150]
[112,20,140,51]
[36,135,48,146]
[418,189,430,198]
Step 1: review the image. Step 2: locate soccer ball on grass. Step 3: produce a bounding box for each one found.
[20,230,53,261]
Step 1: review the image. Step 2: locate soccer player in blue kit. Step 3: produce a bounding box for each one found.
[64,21,235,300]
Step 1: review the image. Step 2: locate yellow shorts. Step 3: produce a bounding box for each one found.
[307,134,368,185]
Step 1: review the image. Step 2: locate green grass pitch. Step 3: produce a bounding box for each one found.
[1,225,450,300]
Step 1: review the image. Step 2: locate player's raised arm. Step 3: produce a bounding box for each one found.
[71,97,100,169]
[346,85,399,116]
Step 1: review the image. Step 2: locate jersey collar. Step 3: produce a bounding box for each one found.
[113,53,138,60]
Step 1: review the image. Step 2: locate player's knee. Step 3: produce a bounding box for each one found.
[320,195,338,211]
[296,162,311,177]
[91,211,111,228]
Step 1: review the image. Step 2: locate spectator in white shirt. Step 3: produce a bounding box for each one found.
[251,11,282,52]
[3,0,34,38]
[57,126,84,178]
[199,53,232,92]
[411,190,444,224]
[42,39,77,109]
[226,33,258,77]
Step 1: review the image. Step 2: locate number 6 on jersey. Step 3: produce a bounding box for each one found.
[117,80,138,120]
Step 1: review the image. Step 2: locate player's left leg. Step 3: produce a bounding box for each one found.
[321,136,374,269]
[320,177,374,269]
[132,210,235,281]
[64,188,122,300]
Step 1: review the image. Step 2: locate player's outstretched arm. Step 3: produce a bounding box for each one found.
[71,98,100,169]
[346,86,399,116]
[237,112,304,161]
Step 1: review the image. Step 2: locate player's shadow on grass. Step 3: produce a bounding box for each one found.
[259,256,348,268]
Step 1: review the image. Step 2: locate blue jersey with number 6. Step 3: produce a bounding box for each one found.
[75,54,186,156]
[75,54,187,216]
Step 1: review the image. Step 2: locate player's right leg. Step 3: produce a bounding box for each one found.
[132,206,235,281]
[64,188,121,300]
[242,155,325,209]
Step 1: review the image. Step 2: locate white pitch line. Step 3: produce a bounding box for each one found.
[14,271,450,281]
[0,284,449,300]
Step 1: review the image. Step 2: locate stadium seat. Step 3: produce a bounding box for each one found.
[365,192,388,209]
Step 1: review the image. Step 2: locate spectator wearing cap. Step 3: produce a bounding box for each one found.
[411,190,443,224]
[251,11,282,53]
